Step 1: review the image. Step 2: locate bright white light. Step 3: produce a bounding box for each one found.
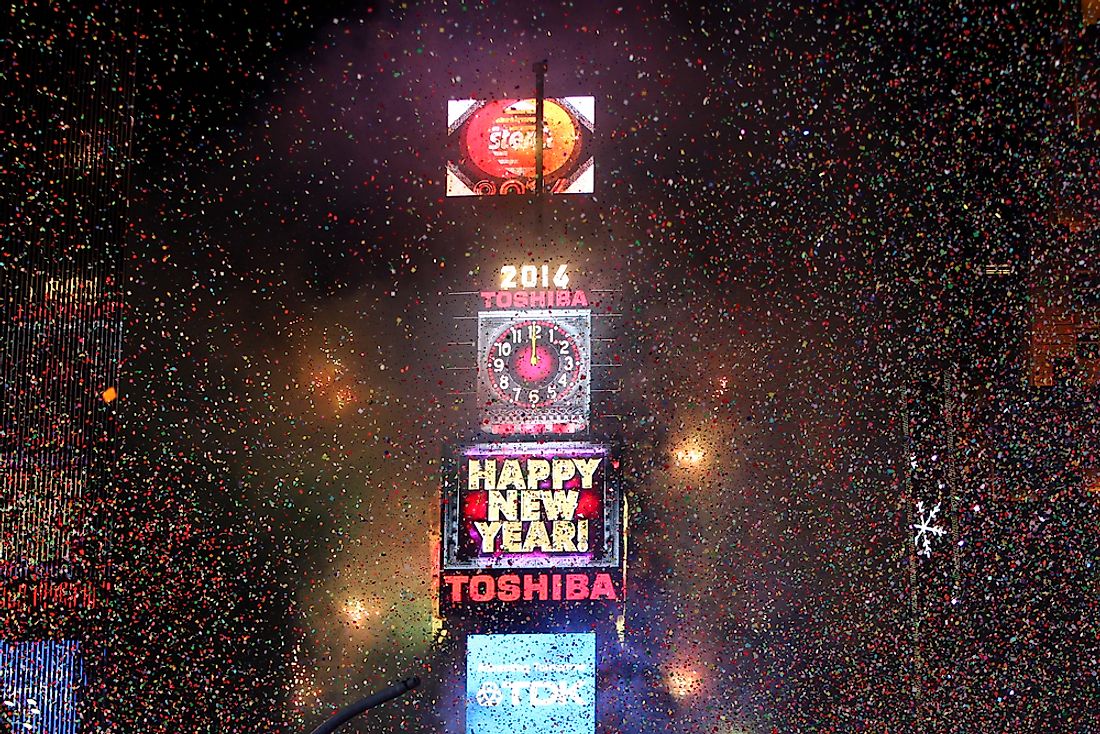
[666,665,703,698]
[343,598,374,625]
[675,445,706,466]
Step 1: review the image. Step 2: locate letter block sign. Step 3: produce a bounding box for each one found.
[440,442,624,610]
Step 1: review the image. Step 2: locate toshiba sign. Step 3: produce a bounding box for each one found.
[441,570,620,606]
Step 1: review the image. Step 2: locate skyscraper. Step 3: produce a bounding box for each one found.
[1,4,137,728]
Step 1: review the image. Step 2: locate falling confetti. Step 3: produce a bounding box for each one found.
[1,2,1095,733]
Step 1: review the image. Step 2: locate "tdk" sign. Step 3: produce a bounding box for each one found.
[466,633,595,734]
[475,679,588,707]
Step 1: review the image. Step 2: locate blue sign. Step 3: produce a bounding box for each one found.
[0,640,83,734]
[467,633,595,734]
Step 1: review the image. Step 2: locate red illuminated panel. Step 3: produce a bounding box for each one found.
[441,569,621,605]
[446,97,594,196]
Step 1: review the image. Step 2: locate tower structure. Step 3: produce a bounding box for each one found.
[437,67,623,734]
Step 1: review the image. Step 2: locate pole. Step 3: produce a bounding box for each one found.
[900,382,923,728]
[533,59,548,196]
[306,677,421,734]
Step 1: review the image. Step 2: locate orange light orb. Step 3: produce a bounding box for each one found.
[666,665,703,698]
[675,445,706,467]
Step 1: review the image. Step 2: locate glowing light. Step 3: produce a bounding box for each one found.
[343,598,374,625]
[101,387,117,403]
[304,352,355,412]
[334,386,354,410]
[675,445,706,467]
[666,665,703,699]
[289,685,322,709]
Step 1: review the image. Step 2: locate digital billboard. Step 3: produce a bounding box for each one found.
[440,442,623,607]
[466,633,595,734]
[447,97,594,196]
[442,443,619,571]
[0,640,83,734]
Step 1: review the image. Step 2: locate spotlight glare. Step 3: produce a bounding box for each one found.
[675,445,706,466]
[666,665,703,698]
[343,598,374,625]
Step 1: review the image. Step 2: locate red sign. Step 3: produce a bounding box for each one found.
[478,290,589,310]
[440,569,621,606]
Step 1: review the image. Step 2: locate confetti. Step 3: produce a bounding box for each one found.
[1,2,1095,733]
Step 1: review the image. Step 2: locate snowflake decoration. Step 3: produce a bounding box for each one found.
[911,501,946,557]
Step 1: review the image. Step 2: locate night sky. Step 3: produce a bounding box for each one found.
[8,1,1096,732]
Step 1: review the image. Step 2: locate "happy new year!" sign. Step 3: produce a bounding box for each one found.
[441,442,621,575]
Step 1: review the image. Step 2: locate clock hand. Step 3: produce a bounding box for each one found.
[530,325,539,366]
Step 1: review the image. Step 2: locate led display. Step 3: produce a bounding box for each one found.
[466,633,595,734]
[447,97,594,196]
[442,443,620,572]
[0,640,83,734]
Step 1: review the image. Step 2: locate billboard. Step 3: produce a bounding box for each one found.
[442,443,619,571]
[440,442,623,608]
[0,640,83,734]
[441,569,621,606]
[447,97,594,196]
[467,633,595,734]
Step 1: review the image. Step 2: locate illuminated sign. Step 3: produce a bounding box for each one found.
[478,312,590,435]
[478,290,588,311]
[479,264,590,310]
[499,264,570,290]
[0,581,99,610]
[466,633,595,734]
[0,640,83,734]
[442,443,619,572]
[442,569,620,605]
[447,97,594,196]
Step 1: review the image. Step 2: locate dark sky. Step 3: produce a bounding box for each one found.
[72,1,1096,732]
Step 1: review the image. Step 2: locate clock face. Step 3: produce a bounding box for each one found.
[486,319,582,408]
[477,308,591,435]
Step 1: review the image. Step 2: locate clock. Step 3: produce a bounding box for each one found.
[477,309,590,435]
[486,318,582,407]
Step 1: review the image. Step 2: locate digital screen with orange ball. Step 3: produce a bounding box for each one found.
[446,97,594,196]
